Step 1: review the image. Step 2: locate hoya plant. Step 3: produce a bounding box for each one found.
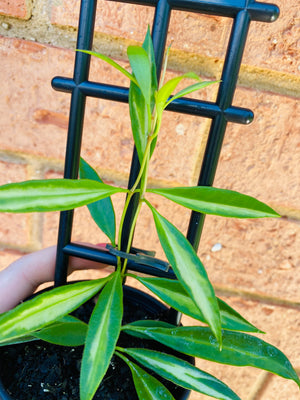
[0,29,299,400]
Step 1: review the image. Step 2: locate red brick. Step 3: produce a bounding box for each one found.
[245,0,300,75]
[215,87,300,213]
[257,373,300,400]
[0,160,31,248]
[188,366,260,400]
[51,0,299,75]
[199,216,300,303]
[0,0,31,19]
[0,36,212,185]
[0,37,73,162]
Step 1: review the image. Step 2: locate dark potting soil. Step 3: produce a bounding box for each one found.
[0,289,190,400]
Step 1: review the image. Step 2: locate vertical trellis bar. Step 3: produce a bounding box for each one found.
[187,9,252,249]
[54,0,98,286]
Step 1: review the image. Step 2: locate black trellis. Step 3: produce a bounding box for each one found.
[52,0,279,289]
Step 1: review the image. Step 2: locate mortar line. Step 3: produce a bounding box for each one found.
[215,285,300,310]
[0,13,299,99]
[246,371,270,400]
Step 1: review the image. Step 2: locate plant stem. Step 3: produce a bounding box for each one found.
[120,201,142,275]
[118,135,153,275]
[130,136,153,194]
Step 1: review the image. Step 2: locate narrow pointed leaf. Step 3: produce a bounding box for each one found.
[0,179,127,213]
[122,319,175,339]
[146,202,222,344]
[0,316,88,347]
[76,49,137,85]
[0,278,110,343]
[116,352,175,400]
[0,335,38,347]
[79,158,116,245]
[33,315,88,346]
[165,80,219,108]
[147,187,280,218]
[80,271,123,400]
[121,348,241,400]
[155,72,201,119]
[128,29,157,163]
[127,46,152,106]
[124,326,300,387]
[134,277,262,333]
[142,26,158,110]
[129,81,149,163]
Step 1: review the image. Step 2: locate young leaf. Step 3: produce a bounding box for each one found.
[116,351,175,400]
[33,315,88,347]
[147,187,280,218]
[0,179,127,213]
[79,158,116,245]
[129,81,149,164]
[146,201,222,345]
[0,278,110,343]
[80,271,123,400]
[164,80,219,108]
[155,72,201,119]
[124,326,300,387]
[133,277,262,333]
[76,49,137,85]
[129,27,158,163]
[121,348,241,400]
[142,26,158,110]
[127,46,152,106]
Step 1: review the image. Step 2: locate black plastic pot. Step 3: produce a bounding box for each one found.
[0,285,192,400]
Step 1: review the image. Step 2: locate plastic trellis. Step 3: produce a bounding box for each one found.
[52,0,279,288]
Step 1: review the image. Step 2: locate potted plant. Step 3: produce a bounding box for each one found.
[0,28,299,400]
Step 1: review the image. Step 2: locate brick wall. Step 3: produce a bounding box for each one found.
[0,0,299,398]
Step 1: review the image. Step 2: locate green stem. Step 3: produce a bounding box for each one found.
[118,135,153,275]
[130,136,153,194]
[120,201,142,275]
[117,192,133,269]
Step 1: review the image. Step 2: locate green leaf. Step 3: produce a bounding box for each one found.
[80,271,123,400]
[165,80,219,108]
[0,179,127,213]
[155,72,201,119]
[116,351,175,400]
[127,46,152,106]
[122,319,175,339]
[124,326,300,387]
[0,335,38,347]
[0,278,110,343]
[76,49,138,85]
[147,187,280,218]
[79,158,116,245]
[129,81,149,164]
[146,202,222,345]
[133,277,262,333]
[33,315,88,347]
[0,316,88,347]
[142,26,158,111]
[128,29,157,164]
[121,348,241,400]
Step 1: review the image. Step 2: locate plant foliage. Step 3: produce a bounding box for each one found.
[0,27,297,400]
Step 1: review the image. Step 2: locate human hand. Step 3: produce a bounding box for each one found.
[0,244,109,313]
